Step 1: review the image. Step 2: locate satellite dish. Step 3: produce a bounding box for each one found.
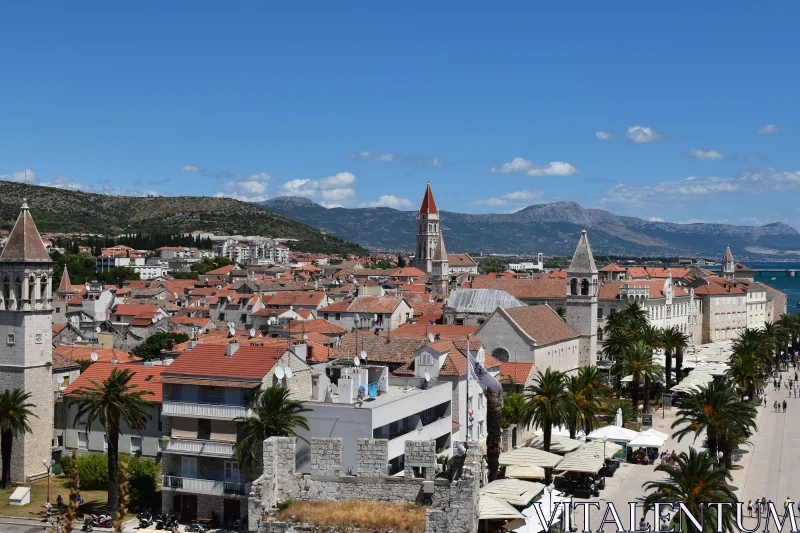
[285,367,293,379]
[354,313,361,322]
[424,371,430,382]
[90,352,99,362]
[95,326,101,333]
[477,347,485,359]
[275,366,285,379]
[303,334,309,341]
[249,328,256,338]
[228,326,236,337]
[354,356,361,366]
[360,350,367,360]
[76,336,83,342]
[428,332,435,343]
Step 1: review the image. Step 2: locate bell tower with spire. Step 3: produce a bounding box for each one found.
[431,231,449,297]
[565,229,598,367]
[722,246,735,281]
[0,199,55,481]
[412,182,440,274]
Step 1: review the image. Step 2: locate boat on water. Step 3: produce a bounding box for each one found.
[772,277,777,280]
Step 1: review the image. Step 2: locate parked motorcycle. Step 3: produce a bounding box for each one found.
[138,509,153,528]
[81,516,94,532]
[155,513,175,530]
[185,520,206,532]
[91,514,113,528]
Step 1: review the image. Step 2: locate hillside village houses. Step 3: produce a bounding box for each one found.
[0,191,794,528]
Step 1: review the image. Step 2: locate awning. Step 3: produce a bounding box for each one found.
[480,479,545,507]
[586,425,639,442]
[505,463,546,480]
[527,435,583,454]
[499,448,563,469]
[576,440,622,460]
[511,491,570,533]
[641,428,669,441]
[479,495,526,520]
[554,451,604,473]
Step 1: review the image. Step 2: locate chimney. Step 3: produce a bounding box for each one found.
[226,341,239,358]
[294,343,307,361]
[167,339,175,351]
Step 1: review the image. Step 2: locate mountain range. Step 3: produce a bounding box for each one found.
[256,197,800,258]
[0,181,368,256]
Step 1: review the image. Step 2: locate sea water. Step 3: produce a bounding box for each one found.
[708,262,800,315]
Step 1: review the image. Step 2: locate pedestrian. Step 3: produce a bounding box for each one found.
[76,493,83,513]
[775,400,778,412]
[783,400,787,412]
[45,501,51,522]
[764,394,768,407]
[56,494,63,514]
[785,497,792,511]
[748,500,753,517]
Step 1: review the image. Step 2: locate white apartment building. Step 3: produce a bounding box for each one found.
[213,239,289,266]
[96,255,165,280]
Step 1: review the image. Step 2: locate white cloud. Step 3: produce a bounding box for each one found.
[601,168,800,208]
[470,189,544,207]
[179,164,200,173]
[758,124,784,135]
[359,195,414,209]
[625,126,661,143]
[688,149,726,161]
[490,158,579,177]
[215,179,270,202]
[595,131,613,140]
[648,217,665,222]
[280,172,358,206]
[1,168,37,183]
[350,151,445,167]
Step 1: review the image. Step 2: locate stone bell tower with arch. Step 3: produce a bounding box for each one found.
[0,200,55,481]
[565,229,598,367]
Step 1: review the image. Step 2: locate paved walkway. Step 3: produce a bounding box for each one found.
[583,388,800,529]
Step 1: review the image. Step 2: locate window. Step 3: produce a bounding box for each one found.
[225,461,240,482]
[182,456,197,478]
[418,352,433,366]
[218,312,225,321]
[423,408,433,420]
[61,376,70,387]
[323,313,329,320]
[55,307,61,313]
[130,437,142,454]
[491,347,510,363]
[597,308,604,319]
[479,421,485,437]
[335,313,341,321]
[78,432,88,449]
[6,334,14,345]
[240,314,247,323]
[35,333,42,344]
[157,407,162,431]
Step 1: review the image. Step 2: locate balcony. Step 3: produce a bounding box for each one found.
[162,401,250,420]
[387,416,452,459]
[164,438,236,458]
[162,476,251,497]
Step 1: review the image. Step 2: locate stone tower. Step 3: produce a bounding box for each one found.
[0,200,55,481]
[412,182,440,274]
[431,231,449,298]
[565,229,598,367]
[722,246,735,281]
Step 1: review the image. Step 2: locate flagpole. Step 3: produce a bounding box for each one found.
[466,334,470,448]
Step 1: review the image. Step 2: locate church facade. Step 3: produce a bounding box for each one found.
[0,200,56,481]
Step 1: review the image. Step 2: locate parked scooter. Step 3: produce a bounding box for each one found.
[91,514,113,528]
[81,516,94,532]
[138,509,153,528]
[185,519,206,532]
[155,513,175,530]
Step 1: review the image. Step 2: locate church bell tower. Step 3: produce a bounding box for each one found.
[565,229,598,367]
[0,200,55,481]
[412,182,440,274]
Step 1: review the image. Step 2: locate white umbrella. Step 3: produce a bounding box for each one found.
[479,495,525,520]
[641,428,669,441]
[505,463,546,480]
[586,425,639,442]
[628,433,665,448]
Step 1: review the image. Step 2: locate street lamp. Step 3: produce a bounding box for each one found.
[602,437,608,484]
[717,451,724,469]
[42,458,55,504]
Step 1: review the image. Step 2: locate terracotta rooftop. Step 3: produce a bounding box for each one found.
[419,182,438,214]
[267,291,328,307]
[447,254,477,267]
[503,306,579,345]
[63,362,166,402]
[53,346,140,364]
[0,201,51,262]
[164,343,289,380]
[598,280,688,300]
[499,362,534,384]
[57,266,76,293]
[599,263,627,272]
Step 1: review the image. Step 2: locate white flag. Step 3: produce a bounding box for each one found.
[467,347,502,393]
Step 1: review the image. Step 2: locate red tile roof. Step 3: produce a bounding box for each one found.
[393,323,479,337]
[599,263,626,272]
[164,343,287,380]
[63,362,166,402]
[447,254,477,267]
[53,346,140,364]
[503,306,579,345]
[112,304,161,317]
[267,291,328,307]
[0,203,50,262]
[419,182,438,214]
[206,265,235,275]
[284,319,348,335]
[58,266,76,293]
[598,280,688,300]
[499,362,533,384]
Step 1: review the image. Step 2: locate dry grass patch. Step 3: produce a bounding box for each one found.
[276,500,428,533]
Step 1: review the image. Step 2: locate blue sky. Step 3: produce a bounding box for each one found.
[1,3,799,227]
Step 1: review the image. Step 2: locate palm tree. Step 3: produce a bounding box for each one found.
[619,301,649,334]
[662,327,689,391]
[604,400,636,426]
[575,366,606,434]
[0,390,37,489]
[778,314,800,362]
[522,369,573,452]
[671,382,757,467]
[617,344,662,409]
[235,385,312,471]
[761,322,788,371]
[641,448,736,533]
[726,355,762,402]
[71,368,153,514]
[637,325,664,412]
[565,376,599,439]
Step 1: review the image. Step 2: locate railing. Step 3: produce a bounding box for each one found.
[164,438,236,457]
[162,401,249,420]
[162,476,251,497]
[387,416,452,458]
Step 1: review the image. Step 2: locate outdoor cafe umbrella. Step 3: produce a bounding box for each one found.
[627,433,666,449]
[478,494,526,521]
[505,463,546,480]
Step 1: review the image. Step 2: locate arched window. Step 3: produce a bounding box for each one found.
[597,327,603,341]
[492,347,510,363]
[581,278,589,295]
[570,278,578,295]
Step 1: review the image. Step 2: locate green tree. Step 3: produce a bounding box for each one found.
[661,327,688,391]
[604,400,636,426]
[234,386,312,472]
[501,392,526,428]
[190,256,234,274]
[396,254,407,268]
[637,325,664,412]
[71,368,154,514]
[640,448,737,533]
[522,369,573,452]
[554,307,567,322]
[615,343,662,409]
[131,332,190,361]
[97,267,140,287]
[0,390,37,489]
